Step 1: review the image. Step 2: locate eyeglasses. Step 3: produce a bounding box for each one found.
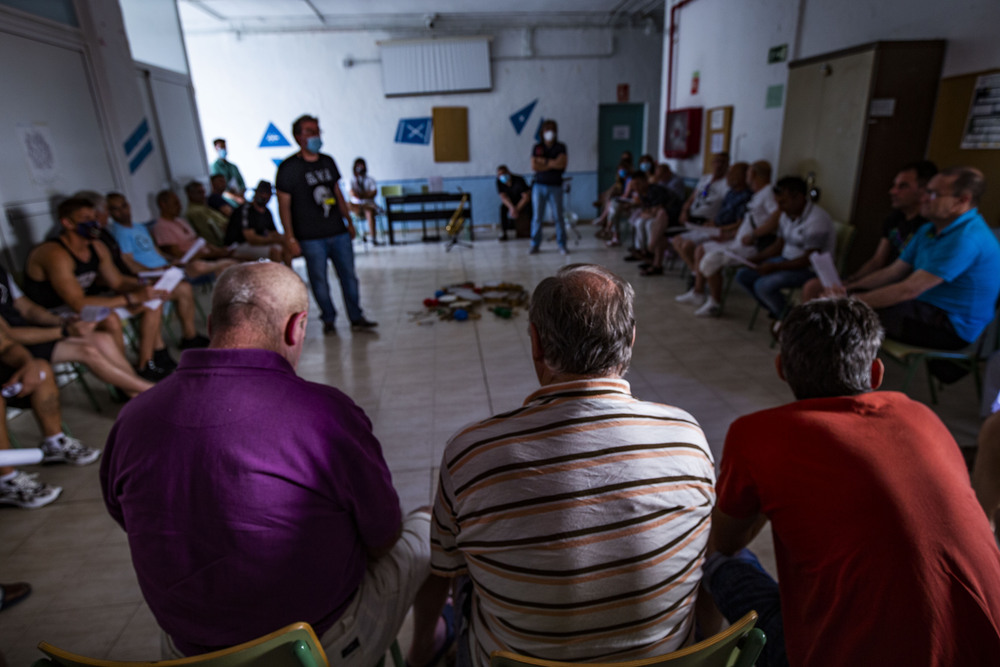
[926,189,955,201]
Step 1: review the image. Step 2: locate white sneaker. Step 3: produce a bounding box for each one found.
[694,299,722,318]
[0,471,62,509]
[675,289,706,306]
[40,436,101,466]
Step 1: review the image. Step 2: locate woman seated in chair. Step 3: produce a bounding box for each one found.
[349,158,380,245]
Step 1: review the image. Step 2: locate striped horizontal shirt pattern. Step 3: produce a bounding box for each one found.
[431,378,716,667]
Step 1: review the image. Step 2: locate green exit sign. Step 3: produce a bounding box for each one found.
[768,44,788,64]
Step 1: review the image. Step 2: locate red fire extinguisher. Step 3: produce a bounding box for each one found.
[691,71,700,95]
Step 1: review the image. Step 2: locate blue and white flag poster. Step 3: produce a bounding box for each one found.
[259,122,291,148]
[509,99,538,135]
[395,118,433,145]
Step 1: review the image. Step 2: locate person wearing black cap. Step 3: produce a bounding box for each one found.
[226,181,295,265]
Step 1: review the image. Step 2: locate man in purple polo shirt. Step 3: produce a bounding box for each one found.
[101,261,430,663]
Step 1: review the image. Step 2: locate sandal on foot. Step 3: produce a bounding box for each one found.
[640,266,664,276]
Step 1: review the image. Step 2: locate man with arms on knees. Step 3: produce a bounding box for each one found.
[679,152,730,225]
[495,164,531,241]
[707,298,1000,667]
[184,181,229,247]
[103,192,209,351]
[0,320,98,508]
[101,262,430,661]
[153,190,239,280]
[225,181,293,264]
[671,160,778,315]
[841,167,1000,351]
[736,176,834,322]
[276,114,376,335]
[23,197,173,380]
[0,263,153,398]
[408,264,715,667]
[527,119,569,255]
[802,160,936,301]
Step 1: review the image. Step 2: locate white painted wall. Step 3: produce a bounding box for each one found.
[182,26,664,223]
[798,0,1000,77]
[662,0,797,176]
[659,0,1000,179]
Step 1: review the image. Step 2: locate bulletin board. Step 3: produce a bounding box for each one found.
[432,106,469,162]
[927,69,1000,225]
[702,106,733,173]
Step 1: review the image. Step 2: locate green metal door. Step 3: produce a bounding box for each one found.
[598,103,645,195]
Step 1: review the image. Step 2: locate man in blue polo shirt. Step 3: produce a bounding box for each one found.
[844,167,1000,349]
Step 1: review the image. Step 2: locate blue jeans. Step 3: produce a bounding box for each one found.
[299,233,363,325]
[736,258,814,318]
[530,183,566,249]
[705,552,788,667]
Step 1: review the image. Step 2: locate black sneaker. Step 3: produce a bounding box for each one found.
[179,334,209,349]
[323,322,337,336]
[350,318,378,332]
[137,360,171,382]
[153,348,177,371]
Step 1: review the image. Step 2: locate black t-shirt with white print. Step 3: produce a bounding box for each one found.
[275,153,348,241]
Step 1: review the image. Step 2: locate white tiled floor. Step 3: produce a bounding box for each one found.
[0,228,982,665]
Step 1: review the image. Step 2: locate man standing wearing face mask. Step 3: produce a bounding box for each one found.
[210,138,246,204]
[528,119,569,255]
[276,115,377,336]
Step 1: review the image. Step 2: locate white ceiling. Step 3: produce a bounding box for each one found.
[178,0,665,35]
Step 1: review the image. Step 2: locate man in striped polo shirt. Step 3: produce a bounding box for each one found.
[407,264,716,667]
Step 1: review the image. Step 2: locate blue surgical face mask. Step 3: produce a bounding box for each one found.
[640,162,652,173]
[306,136,323,153]
[217,148,227,159]
[499,174,511,185]
[618,169,628,178]
[75,220,100,238]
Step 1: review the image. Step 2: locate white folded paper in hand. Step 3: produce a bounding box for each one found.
[722,249,757,269]
[137,269,167,280]
[143,266,185,310]
[178,237,206,266]
[809,251,842,288]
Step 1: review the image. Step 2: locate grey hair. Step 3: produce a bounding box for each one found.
[779,297,884,400]
[529,264,635,377]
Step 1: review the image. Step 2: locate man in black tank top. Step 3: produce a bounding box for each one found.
[23,198,174,381]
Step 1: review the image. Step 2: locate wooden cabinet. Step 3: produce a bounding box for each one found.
[778,41,944,273]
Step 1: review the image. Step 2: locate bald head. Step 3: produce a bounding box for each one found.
[210,262,309,363]
[529,264,635,378]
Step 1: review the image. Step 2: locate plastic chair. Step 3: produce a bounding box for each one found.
[880,302,1000,404]
[32,621,329,667]
[490,611,764,667]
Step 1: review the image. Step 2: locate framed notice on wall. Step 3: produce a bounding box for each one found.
[702,106,733,173]
[961,73,1000,149]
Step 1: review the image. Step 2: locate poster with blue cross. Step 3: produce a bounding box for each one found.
[395,118,432,145]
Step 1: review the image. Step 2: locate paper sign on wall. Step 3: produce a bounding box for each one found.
[510,99,537,135]
[17,123,58,184]
[395,117,433,145]
[612,125,631,140]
